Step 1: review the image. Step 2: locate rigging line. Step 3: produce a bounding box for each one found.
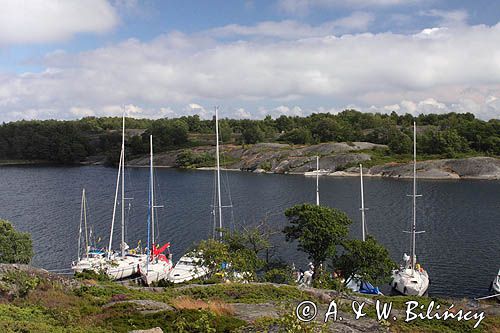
[153,167,163,244]
[212,166,217,239]
[223,168,235,233]
[219,136,235,234]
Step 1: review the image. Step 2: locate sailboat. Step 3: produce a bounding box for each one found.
[345,165,381,295]
[104,113,147,280]
[304,156,329,176]
[490,269,500,300]
[140,135,173,285]
[71,188,106,273]
[168,107,226,284]
[391,122,430,296]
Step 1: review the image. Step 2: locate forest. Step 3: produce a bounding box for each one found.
[0,110,498,164]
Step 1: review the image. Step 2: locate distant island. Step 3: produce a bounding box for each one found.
[0,111,498,179]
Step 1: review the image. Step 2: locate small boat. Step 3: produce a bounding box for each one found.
[304,157,329,177]
[72,188,107,273]
[345,164,382,295]
[140,135,173,285]
[346,277,381,295]
[168,253,208,284]
[490,268,500,300]
[391,122,430,296]
[103,113,147,280]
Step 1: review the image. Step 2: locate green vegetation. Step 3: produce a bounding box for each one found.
[337,236,396,285]
[0,269,497,332]
[283,204,396,287]
[283,204,352,269]
[0,111,497,165]
[0,219,33,264]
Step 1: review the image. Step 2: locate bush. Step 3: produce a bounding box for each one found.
[176,150,215,168]
[279,128,313,144]
[263,268,293,284]
[0,219,33,264]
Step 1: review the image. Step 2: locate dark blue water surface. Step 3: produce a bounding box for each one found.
[0,165,498,298]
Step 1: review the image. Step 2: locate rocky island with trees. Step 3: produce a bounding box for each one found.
[0,110,498,179]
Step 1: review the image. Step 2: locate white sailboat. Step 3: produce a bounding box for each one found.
[140,135,173,286]
[71,188,106,273]
[304,156,329,176]
[104,113,147,280]
[490,268,500,300]
[391,122,430,296]
[168,107,226,284]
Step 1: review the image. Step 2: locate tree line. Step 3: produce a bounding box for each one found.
[0,110,498,164]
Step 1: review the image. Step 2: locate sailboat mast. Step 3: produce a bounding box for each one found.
[316,156,320,206]
[121,112,126,257]
[108,149,123,259]
[146,136,152,274]
[83,188,89,258]
[360,164,366,242]
[215,107,223,239]
[77,189,84,261]
[150,135,155,246]
[411,121,417,272]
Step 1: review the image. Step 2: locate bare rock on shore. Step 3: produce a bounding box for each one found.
[126,142,499,180]
[364,157,500,179]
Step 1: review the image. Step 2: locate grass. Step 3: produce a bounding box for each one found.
[170,296,235,316]
[0,269,498,332]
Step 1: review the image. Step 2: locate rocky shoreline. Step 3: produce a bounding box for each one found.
[126,142,500,180]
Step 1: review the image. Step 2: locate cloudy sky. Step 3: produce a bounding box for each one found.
[0,0,499,121]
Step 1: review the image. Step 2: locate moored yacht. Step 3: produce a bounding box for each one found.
[168,253,209,284]
[71,188,107,274]
[391,122,429,296]
[140,135,173,285]
[103,112,146,280]
[490,268,500,300]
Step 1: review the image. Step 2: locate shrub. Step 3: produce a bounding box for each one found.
[0,219,33,264]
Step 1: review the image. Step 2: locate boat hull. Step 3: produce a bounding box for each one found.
[492,275,500,300]
[141,260,173,285]
[167,256,209,284]
[391,268,429,296]
[105,254,147,280]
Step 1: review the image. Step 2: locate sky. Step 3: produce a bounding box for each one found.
[0,0,499,121]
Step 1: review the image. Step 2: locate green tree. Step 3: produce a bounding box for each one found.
[283,204,352,269]
[336,236,396,286]
[388,130,412,154]
[242,123,264,144]
[218,121,233,143]
[279,128,312,144]
[419,129,470,157]
[0,219,33,264]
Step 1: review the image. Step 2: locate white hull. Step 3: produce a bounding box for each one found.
[71,256,106,274]
[141,260,173,285]
[168,255,209,284]
[391,268,429,296]
[304,170,329,176]
[105,254,147,280]
[492,270,500,300]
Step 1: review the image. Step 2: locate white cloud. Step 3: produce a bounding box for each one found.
[0,0,118,44]
[207,12,374,39]
[1,20,500,121]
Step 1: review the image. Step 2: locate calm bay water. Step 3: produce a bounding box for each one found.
[0,165,498,298]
